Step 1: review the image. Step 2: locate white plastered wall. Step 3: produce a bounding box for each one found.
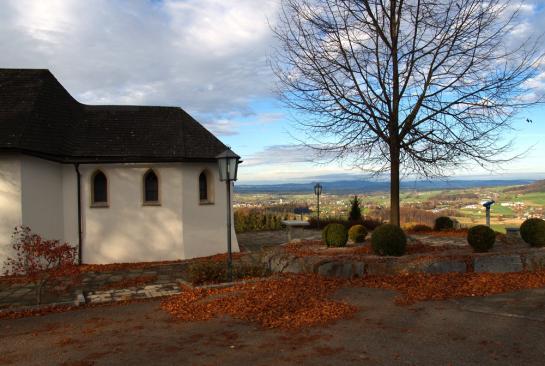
[181,162,239,259]
[79,163,185,264]
[20,155,65,242]
[0,155,22,263]
[0,157,239,265]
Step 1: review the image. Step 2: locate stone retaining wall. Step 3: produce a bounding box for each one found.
[263,248,545,278]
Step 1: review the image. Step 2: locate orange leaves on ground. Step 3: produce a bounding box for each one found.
[284,240,451,258]
[0,304,76,320]
[353,271,545,305]
[161,274,357,329]
[78,253,244,273]
[79,260,183,273]
[407,229,467,238]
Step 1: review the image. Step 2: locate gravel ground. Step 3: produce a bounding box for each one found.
[1,286,545,365]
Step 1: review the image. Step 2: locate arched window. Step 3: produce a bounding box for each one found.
[199,171,208,202]
[91,170,108,206]
[144,169,159,204]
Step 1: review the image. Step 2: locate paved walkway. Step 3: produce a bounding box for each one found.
[1,286,545,365]
[237,229,322,252]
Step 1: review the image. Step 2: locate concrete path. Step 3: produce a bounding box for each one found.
[1,286,545,365]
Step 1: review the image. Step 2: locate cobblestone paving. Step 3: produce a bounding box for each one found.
[86,283,182,304]
[0,263,188,309]
[237,229,322,252]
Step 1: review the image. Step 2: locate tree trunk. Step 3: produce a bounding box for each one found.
[390,146,401,226]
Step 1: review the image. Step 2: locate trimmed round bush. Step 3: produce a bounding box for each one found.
[371,224,407,256]
[324,223,348,247]
[348,225,367,243]
[321,224,331,242]
[520,218,545,247]
[467,225,496,252]
[434,216,454,231]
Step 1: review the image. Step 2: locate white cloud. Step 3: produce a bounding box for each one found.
[0,0,280,134]
[243,144,319,167]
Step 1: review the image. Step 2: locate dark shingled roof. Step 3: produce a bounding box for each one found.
[0,69,233,163]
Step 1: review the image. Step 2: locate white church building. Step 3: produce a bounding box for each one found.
[0,69,239,264]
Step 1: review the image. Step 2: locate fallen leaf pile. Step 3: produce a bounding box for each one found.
[353,270,545,305]
[79,260,183,273]
[161,274,357,329]
[284,240,452,258]
[0,304,76,320]
[420,229,468,238]
[283,241,324,257]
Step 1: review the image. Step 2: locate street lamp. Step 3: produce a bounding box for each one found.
[314,183,323,229]
[217,148,241,282]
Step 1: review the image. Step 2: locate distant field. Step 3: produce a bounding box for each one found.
[235,180,544,232]
[517,192,545,205]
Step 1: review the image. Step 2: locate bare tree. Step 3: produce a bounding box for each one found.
[271,0,544,226]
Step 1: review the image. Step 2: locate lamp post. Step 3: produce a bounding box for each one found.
[314,183,322,229]
[217,148,241,282]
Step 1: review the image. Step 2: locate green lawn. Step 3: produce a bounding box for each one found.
[491,205,514,216]
[518,192,545,205]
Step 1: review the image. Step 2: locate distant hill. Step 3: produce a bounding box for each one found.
[235,179,534,194]
[503,180,545,194]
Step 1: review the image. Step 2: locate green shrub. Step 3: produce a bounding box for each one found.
[348,225,367,243]
[434,216,454,231]
[186,260,270,286]
[371,224,407,256]
[467,225,496,252]
[324,223,348,247]
[321,224,331,242]
[520,218,545,247]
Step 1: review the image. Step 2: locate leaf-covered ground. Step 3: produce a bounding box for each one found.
[161,274,357,329]
[161,271,545,329]
[353,271,545,305]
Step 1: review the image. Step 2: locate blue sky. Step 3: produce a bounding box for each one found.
[1,0,544,184]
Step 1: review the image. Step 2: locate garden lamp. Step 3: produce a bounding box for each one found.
[216,148,241,282]
[314,183,323,228]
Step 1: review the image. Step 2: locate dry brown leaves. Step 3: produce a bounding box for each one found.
[0,304,76,320]
[353,271,545,305]
[420,229,469,238]
[161,274,357,329]
[78,260,183,273]
[283,240,324,257]
[284,240,451,258]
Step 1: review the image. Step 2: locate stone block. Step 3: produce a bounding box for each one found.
[424,260,467,273]
[317,261,354,278]
[474,255,523,273]
[270,254,298,273]
[283,258,305,274]
[353,262,365,277]
[524,250,545,271]
[365,260,393,276]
